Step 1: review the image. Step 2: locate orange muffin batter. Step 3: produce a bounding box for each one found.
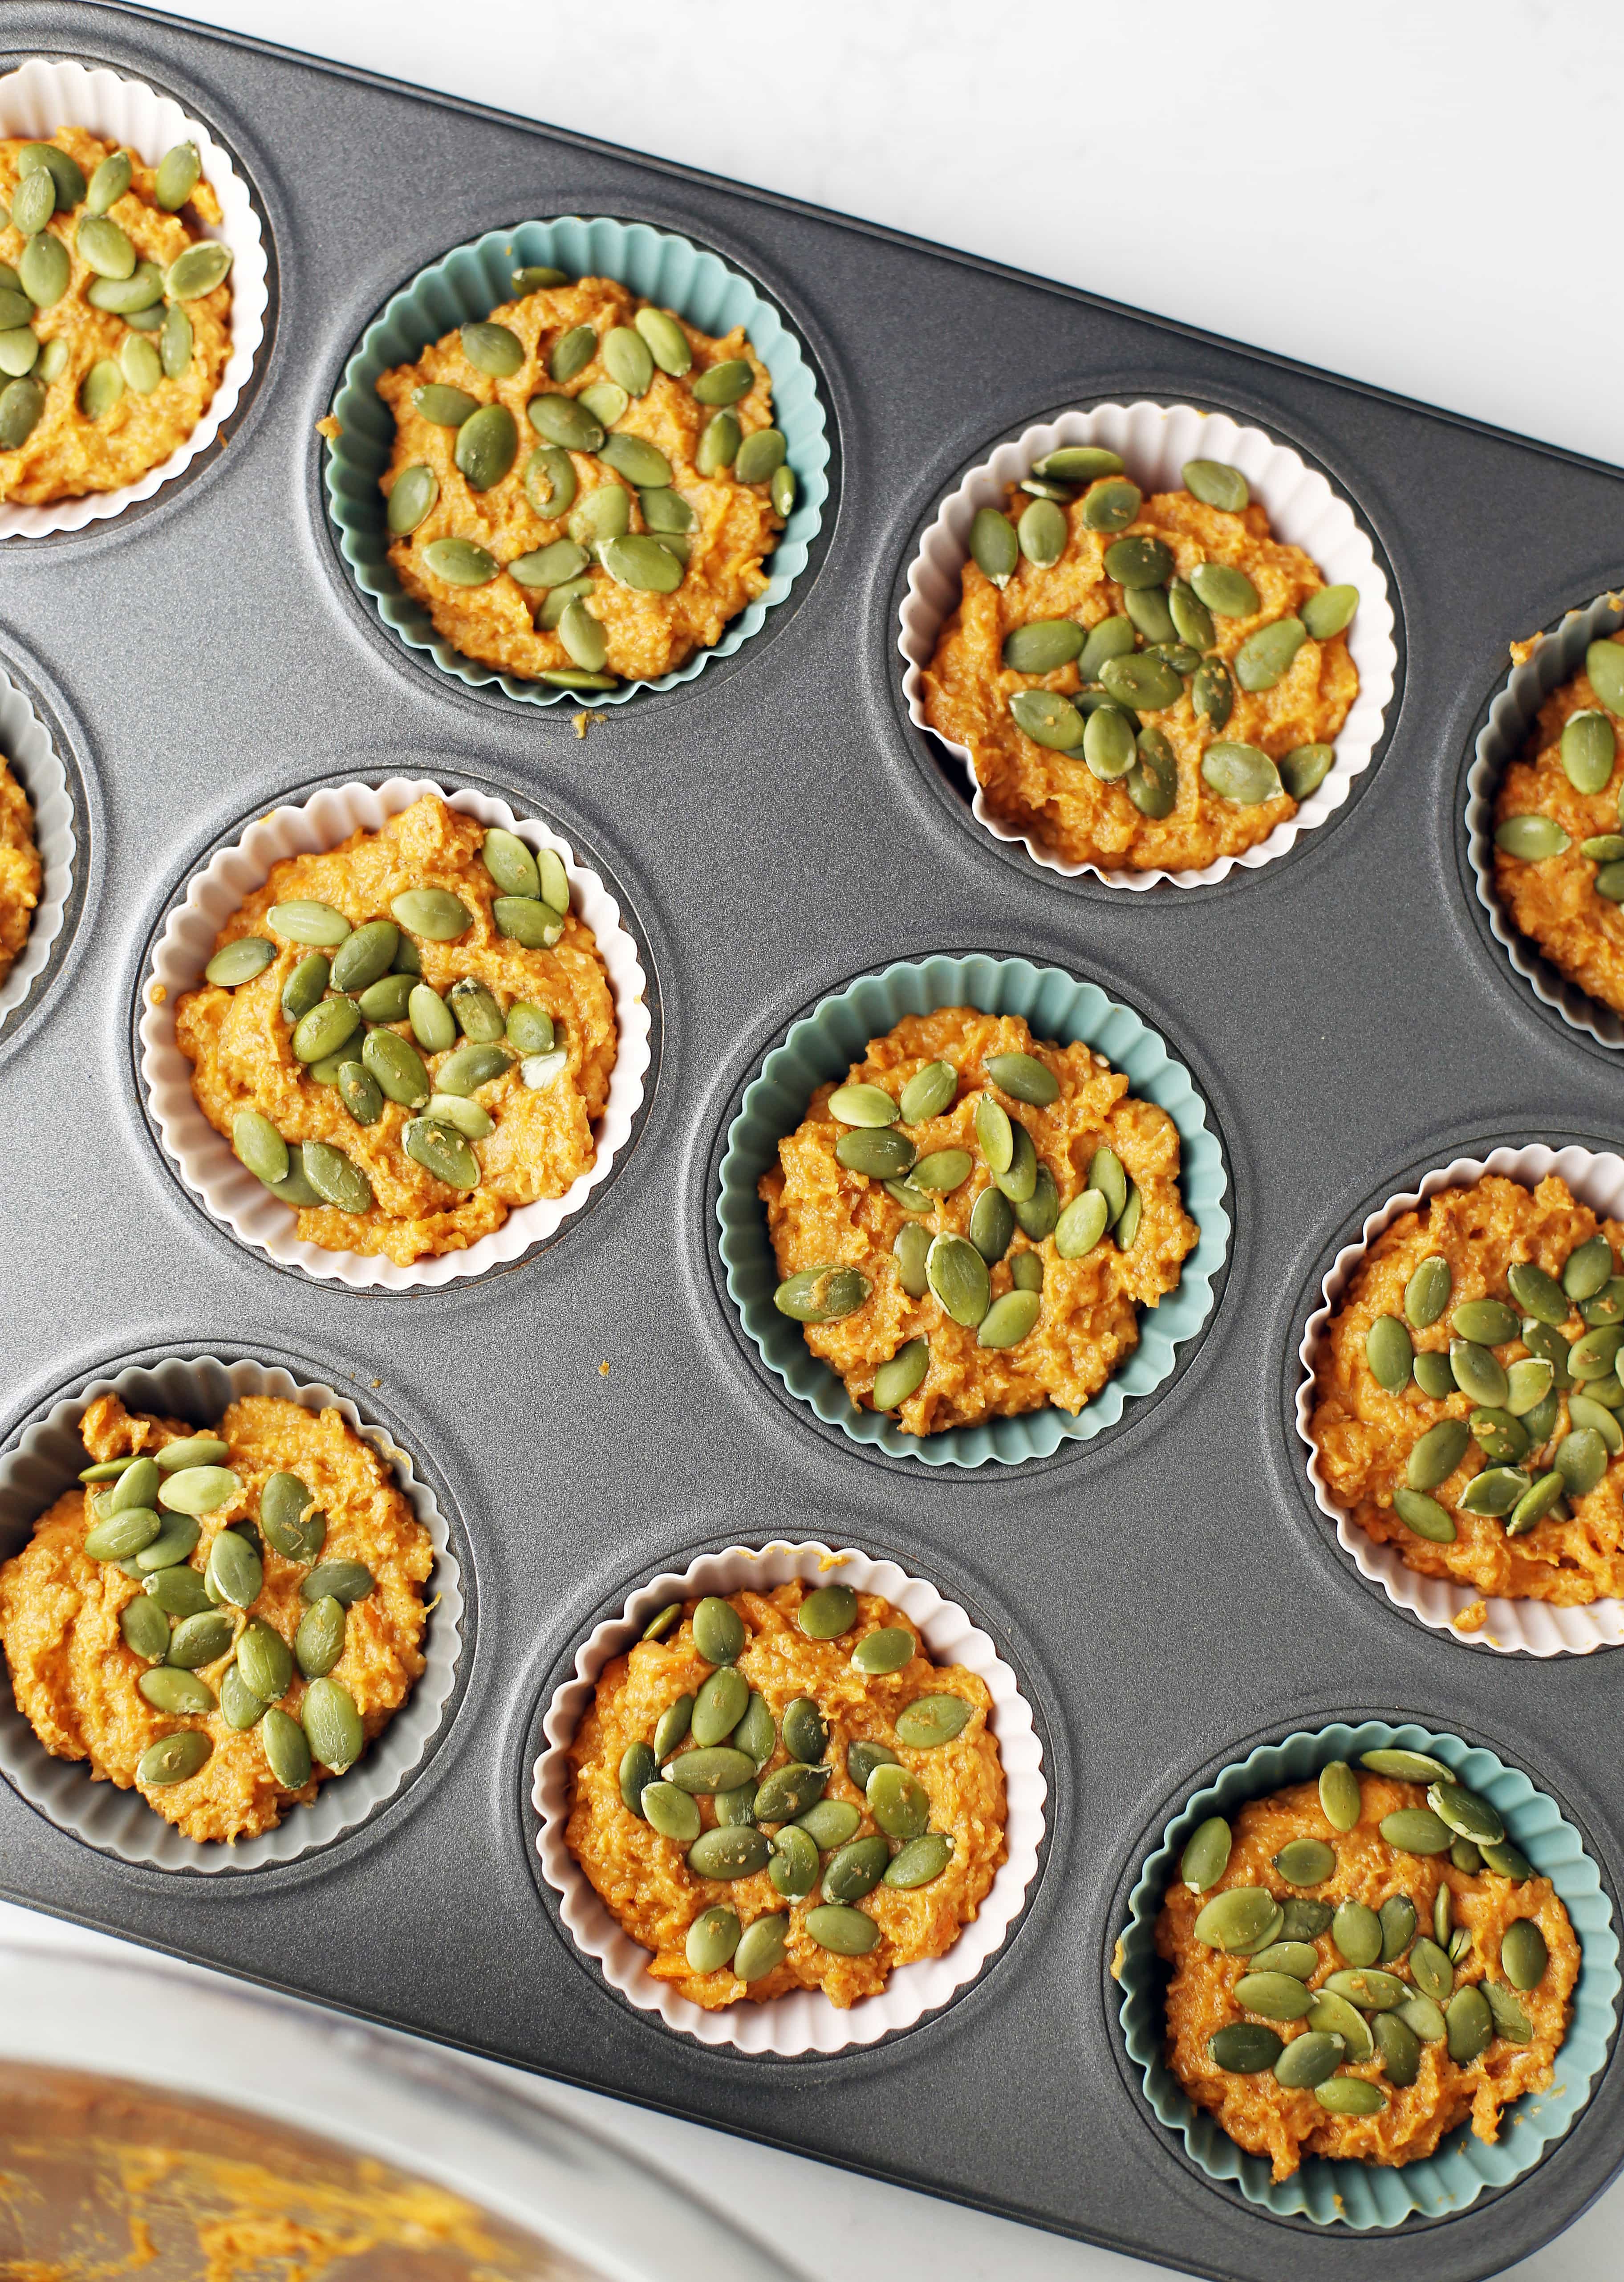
[760,1007,1198,1433]
[1158,1766,1576,2180]
[1494,630,1624,1016]
[922,462,1358,872]
[566,1581,1006,2009]
[0,1390,432,1844]
[1309,1174,1624,1604]
[175,796,618,1265]
[0,753,41,990]
[0,129,231,504]
[377,276,785,687]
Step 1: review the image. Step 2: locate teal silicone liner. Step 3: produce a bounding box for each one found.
[323,216,830,707]
[1117,1721,1620,2228]
[716,954,1230,1467]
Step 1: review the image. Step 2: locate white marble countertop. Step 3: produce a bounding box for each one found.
[25,4,1624,2273]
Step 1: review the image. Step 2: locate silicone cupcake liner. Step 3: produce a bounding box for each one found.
[0,658,73,1037]
[898,401,1398,891]
[1466,590,1624,1050]
[138,775,652,1293]
[324,215,830,707]
[0,56,269,540]
[531,1538,1046,2056]
[1297,1144,1624,1657]
[1117,1720,1620,2227]
[0,1353,463,1873]
[717,954,1230,1467]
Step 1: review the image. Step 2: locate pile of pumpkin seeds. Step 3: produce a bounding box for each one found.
[771,1047,1141,1412]
[1183,1749,1550,2111]
[1360,1222,1624,1546]
[0,138,226,449]
[614,1588,967,1979]
[974,451,1356,815]
[387,272,796,692]
[81,1437,376,1798]
[203,828,572,1217]
[1494,644,1624,903]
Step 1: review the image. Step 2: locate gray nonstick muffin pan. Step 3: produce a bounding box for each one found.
[0,5,1620,2276]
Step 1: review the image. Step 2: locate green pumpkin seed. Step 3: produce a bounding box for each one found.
[778,1697,826,1767]
[1437,1875,1455,1936]
[1586,638,1624,716]
[390,890,473,948]
[1202,741,1282,805]
[1450,1297,1518,1346]
[78,357,125,419]
[799,1902,875,1956]
[1564,1232,1616,1301]
[1280,743,1336,801]
[119,1592,171,1662]
[1407,1417,1470,1490]
[76,213,135,281]
[402,1119,479,1190]
[1282,1899,1335,1940]
[686,1826,770,1881]
[216,1660,265,1730]
[1499,1917,1548,1991]
[1312,1760,1359,1833]
[620,304,686,377]
[1555,1424,1609,1497]
[1187,562,1259,621]
[1568,1392,1624,1451]
[1377,1894,1417,1962]
[1190,658,1234,730]
[1248,1942,1321,1983]
[453,402,520,490]
[1581,1276,1624,1326]
[445,978,504,1045]
[1401,1255,1450,1328]
[144,1566,212,1618]
[1412,1352,1455,1398]
[1324,1966,1407,2011]
[913,1148,974,1193]
[759,1824,816,1900]
[1181,1817,1233,1893]
[268,900,350,952]
[695,407,740,473]
[603,523,681,594]
[205,1528,263,1610]
[1380,1808,1452,1855]
[144,136,199,210]
[653,1696,694,1763]
[791,1584,854,1644]
[1075,615,1133,679]
[1193,1887,1279,1953]
[151,301,190,381]
[17,232,69,315]
[291,993,361,1065]
[1014,1166,1060,1245]
[899,1059,956,1122]
[1017,496,1068,569]
[117,332,161,395]
[1365,1314,1413,1391]
[294,1559,371,1610]
[155,1464,240,1518]
[303,1676,364,1773]
[301,1134,374,1215]
[629,1781,695,1843]
[510,538,590,590]
[1271,2030,1344,2088]
[895,1693,972,1749]
[1002,618,1084,674]
[1394,1488,1456,1539]
[1444,1983,1494,2064]
[137,1730,213,1788]
[527,392,604,452]
[84,149,133,216]
[1178,458,1247,511]
[1332,1899,1383,1967]
[550,591,606,672]
[524,444,577,517]
[839,1745,895,1802]
[690,1665,748,1749]
[1407,1934,1454,2002]
[828,1082,900,1127]
[859,1765,926,1846]
[1557,708,1616,794]
[1459,1465,1531,1516]
[1450,1338,1509,1407]
[616,1740,657,1817]
[1567,1322,1621,1379]
[430,1085,498,1135]
[10,170,57,238]
[1300,1992,1372,2066]
[1360,1748,1452,1782]
[1483,1981,1533,2044]
[1159,584,1212,656]
[752,1763,829,1827]
[1312,2074,1385,2118]
[880,1834,950,1890]
[135,1518,202,1574]
[969,1186,1015,1266]
[1495,813,1570,860]
[1296,583,1359,641]
[1099,650,1181,712]
[873,1338,930,1411]
[1104,534,1173,588]
[1121,725,1176,820]
[421,536,500,587]
[823,1834,890,1904]
[274,951,331,1023]
[226,1619,290,1705]
[773,1263,871,1324]
[693,1596,745,1664]
[202,933,276,991]
[1210,2024,1286,2074]
[506,1001,555,1054]
[544,322,595,384]
[834,1127,915,1179]
[1587,836,1624,864]
[1522,1317,1574,1383]
[1080,476,1141,533]
[850,1628,914,1681]
[162,237,232,300]
[1027,446,1119,482]
[978,1094,1015,1175]
[1054,1189,1110,1260]
[356,1029,426,1111]
[1481,1838,1534,1881]
[1275,1838,1336,1887]
[1233,1972,1314,2022]
[734,1694,776,1772]
[992,1120,1037,1205]
[926,1233,991,1326]
[166,1609,233,1669]
[1500,1361,1555,1425]
[1083,704,1136,778]
[1007,687,1084,749]
[969,507,1019,586]
[718,1911,784,1984]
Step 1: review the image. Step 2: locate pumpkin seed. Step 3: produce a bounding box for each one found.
[1202,741,1282,805]
[1366,1314,1413,1391]
[1282,1899,1335,1940]
[1407,1417,1470,1491]
[162,238,232,300]
[1449,1297,1516,1346]
[1121,724,1177,820]
[1033,446,1122,483]
[1178,458,1247,511]
[1569,1392,1624,1451]
[968,506,1019,586]
[1483,1981,1533,2043]
[18,232,69,312]
[231,1619,292,1704]
[766,1823,819,1899]
[1332,1900,1383,1967]
[691,1665,750,1749]
[1380,1808,1452,1855]
[84,148,133,215]
[694,408,740,474]
[1459,1464,1531,1516]
[79,358,125,419]
[1052,1189,1108,1260]
[119,1592,171,1662]
[402,1118,478,1189]
[1250,1941,1321,1981]
[628,306,688,377]
[1581,1276,1624,1326]
[156,1463,240,1518]
[1508,1470,1566,1537]
[1564,1235,1616,1307]
[913,1148,974,1193]
[1317,1760,1360,1832]
[1305,1989,1374,2062]
[545,322,596,384]
[1586,637,1624,716]
[135,1518,202,1573]
[1104,534,1173,588]
[292,994,361,1065]
[1083,704,1136,778]
[506,1001,555,1054]
[794,1583,856,1642]
[295,1595,345,1678]
[77,213,135,280]
[773,1264,870,1323]
[10,170,57,238]
[1074,615,1132,679]
[873,1339,930,1410]
[454,403,519,491]
[144,1566,212,1618]
[992,1120,1037,1205]
[1413,1352,1456,1398]
[1481,1838,1534,1881]
[693,1597,745,1664]
[926,1233,991,1326]
[1210,2025,1287,2076]
[1280,743,1336,801]
[729,1912,788,1984]
[891,1222,932,1299]
[1587,836,1624,864]
[118,333,162,395]
[1194,1887,1280,1953]
[137,1731,213,1787]
[804,1903,878,1956]
[888,1179,934,1215]
[524,445,576,517]
[206,1527,263,1609]
[770,1697,823,1770]
[852,1627,914,1677]
[1378,1894,1417,1962]
[1008,687,1085,749]
[615,1740,657,1818]
[1101,651,1182,711]
[652,1696,694,1764]
[1500,1917,1548,1991]
[895,1693,972,1749]
[602,528,683,598]
[1002,618,1084,674]
[1017,496,1067,568]
[733,1692,775,1769]
[166,1609,233,1668]
[679,1904,742,1974]
[899,1059,957,1122]
[864,1761,929,1841]
[1405,1933,1453,2002]
[1271,1837,1334,1887]
[1557,707,1616,793]
[158,301,193,378]
[751,1765,825,1830]
[1311,2075,1385,2119]
[1522,1320,1574,1386]
[1191,659,1234,729]
[686,1827,771,1881]
[1158,581,1212,654]
[509,538,591,592]
[421,536,500,587]
[641,1782,701,1842]
[528,392,604,452]
[834,1127,915,1180]
[1234,1972,1314,2022]
[1181,1817,1233,1893]
[1391,1488,1455,1540]
[202,934,276,990]
[1444,1983,1494,2064]
[968,1186,1015,1266]
[1081,476,1142,533]
[303,1676,363,1773]
[1555,1424,1608,1496]
[1496,813,1570,860]
[1504,1358,1555,1417]
[1324,1966,1407,2011]
[844,1744,897,1798]
[823,1834,890,1904]
[217,1661,264,1730]
[1272,2030,1344,2088]
[885,1834,953,1890]
[829,1082,900,1127]
[1450,1338,1509,1407]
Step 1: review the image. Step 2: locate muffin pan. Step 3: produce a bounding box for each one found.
[0,7,1621,2277]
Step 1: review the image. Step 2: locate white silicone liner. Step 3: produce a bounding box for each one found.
[1466,590,1624,1050]
[898,401,1398,890]
[0,1354,463,1871]
[0,56,268,539]
[532,1541,1047,2056]
[1296,1144,1624,1657]
[0,659,73,1036]
[138,776,652,1292]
